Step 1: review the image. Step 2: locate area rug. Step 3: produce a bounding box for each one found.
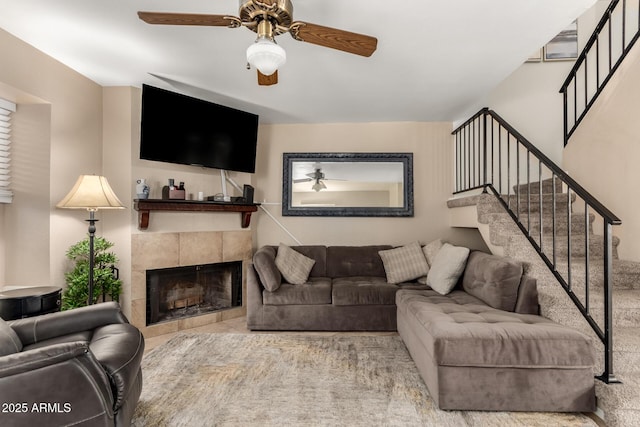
[132,333,597,426]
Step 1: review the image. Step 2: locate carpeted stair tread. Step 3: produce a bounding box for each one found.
[446,194,484,208]
[600,409,640,427]
[490,193,575,214]
[533,234,619,259]
[513,177,564,194]
[595,371,640,411]
[553,258,640,290]
[524,212,595,235]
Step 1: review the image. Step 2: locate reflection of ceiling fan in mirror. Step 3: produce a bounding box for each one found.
[294,167,327,192]
[138,0,378,86]
[293,165,345,191]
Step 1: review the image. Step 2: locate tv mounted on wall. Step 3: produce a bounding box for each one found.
[140,84,259,174]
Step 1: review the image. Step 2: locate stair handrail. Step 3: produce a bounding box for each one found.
[453,108,621,383]
[560,0,640,145]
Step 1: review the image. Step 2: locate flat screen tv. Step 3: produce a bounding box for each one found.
[140,84,258,173]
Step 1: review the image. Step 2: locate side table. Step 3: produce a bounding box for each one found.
[0,286,62,320]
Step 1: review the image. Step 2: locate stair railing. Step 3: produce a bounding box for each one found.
[453,108,621,383]
[561,0,640,146]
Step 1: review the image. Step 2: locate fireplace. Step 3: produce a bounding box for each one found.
[146,261,242,325]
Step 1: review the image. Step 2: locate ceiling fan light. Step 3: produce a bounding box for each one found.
[312,181,326,192]
[246,38,286,76]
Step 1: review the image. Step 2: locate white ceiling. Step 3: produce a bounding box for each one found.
[0,0,597,124]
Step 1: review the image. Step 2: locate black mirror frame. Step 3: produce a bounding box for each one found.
[282,152,414,217]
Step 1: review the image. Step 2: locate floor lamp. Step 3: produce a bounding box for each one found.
[57,175,125,305]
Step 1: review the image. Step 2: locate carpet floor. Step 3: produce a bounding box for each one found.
[132,333,597,426]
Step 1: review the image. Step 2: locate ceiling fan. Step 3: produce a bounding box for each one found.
[294,166,344,191]
[138,0,378,86]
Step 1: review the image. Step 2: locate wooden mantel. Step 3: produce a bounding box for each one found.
[133,199,259,230]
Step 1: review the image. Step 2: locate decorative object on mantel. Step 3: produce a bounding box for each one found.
[161,178,187,200]
[133,199,259,230]
[135,178,150,199]
[56,175,125,305]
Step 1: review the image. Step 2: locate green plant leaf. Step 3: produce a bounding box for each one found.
[62,235,122,310]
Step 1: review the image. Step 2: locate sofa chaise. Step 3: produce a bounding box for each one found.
[396,250,596,412]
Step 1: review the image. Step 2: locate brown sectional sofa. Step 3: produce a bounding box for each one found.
[247,244,596,413]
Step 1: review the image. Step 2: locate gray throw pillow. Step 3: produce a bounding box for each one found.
[426,243,470,295]
[253,246,283,292]
[378,241,430,284]
[275,244,316,285]
[417,239,444,285]
[462,251,523,312]
[0,318,22,356]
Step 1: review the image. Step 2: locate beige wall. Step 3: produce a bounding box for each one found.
[0,28,103,289]
[486,1,607,164]
[0,28,488,300]
[254,122,488,250]
[562,44,640,262]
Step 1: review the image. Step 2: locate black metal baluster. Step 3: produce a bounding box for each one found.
[516,140,520,220]
[622,0,627,49]
[483,112,488,190]
[507,134,511,208]
[571,79,578,130]
[527,150,531,235]
[599,221,620,384]
[472,119,476,188]
[584,58,588,113]
[567,186,572,290]
[498,124,503,195]
[596,36,600,89]
[552,174,557,268]
[609,8,613,72]
[585,202,590,313]
[490,116,495,186]
[539,162,543,251]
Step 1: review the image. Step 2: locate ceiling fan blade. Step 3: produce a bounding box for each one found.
[289,21,377,57]
[258,70,278,86]
[138,12,240,27]
[293,178,312,183]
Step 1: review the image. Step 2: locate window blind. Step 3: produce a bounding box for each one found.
[0,98,16,204]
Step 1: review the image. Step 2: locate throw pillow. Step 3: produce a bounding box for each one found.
[253,246,282,292]
[423,239,444,266]
[462,251,523,312]
[426,243,470,295]
[378,241,430,284]
[417,239,444,285]
[275,244,316,285]
[0,318,23,357]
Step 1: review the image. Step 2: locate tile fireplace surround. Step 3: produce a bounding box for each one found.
[131,230,252,338]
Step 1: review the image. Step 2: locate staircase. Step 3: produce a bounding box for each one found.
[448,183,640,425]
[449,3,640,423]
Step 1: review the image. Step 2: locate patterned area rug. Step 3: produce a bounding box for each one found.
[132,333,597,426]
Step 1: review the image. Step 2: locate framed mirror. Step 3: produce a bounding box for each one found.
[282,152,413,217]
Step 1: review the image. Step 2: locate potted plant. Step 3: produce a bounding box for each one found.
[62,235,122,310]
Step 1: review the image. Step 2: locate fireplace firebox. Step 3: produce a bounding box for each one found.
[146,261,242,325]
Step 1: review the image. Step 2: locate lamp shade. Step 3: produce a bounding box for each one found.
[246,38,286,76]
[57,175,125,210]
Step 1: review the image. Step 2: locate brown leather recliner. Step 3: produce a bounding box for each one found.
[0,302,144,426]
